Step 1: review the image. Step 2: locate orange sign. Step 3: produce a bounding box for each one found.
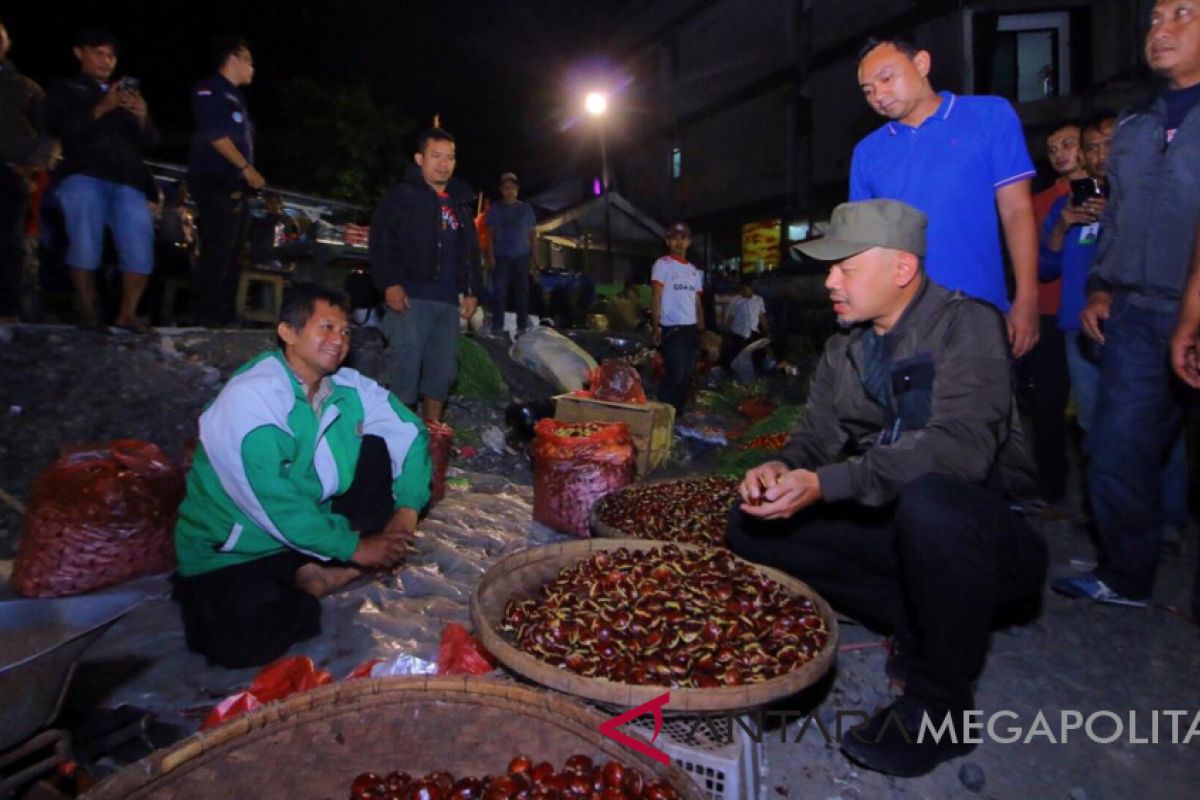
[741,218,781,271]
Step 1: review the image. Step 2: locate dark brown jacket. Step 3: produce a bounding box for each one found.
[777,279,1035,506]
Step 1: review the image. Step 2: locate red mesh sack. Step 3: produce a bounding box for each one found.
[531,419,635,537]
[589,359,647,404]
[425,420,454,508]
[11,440,184,597]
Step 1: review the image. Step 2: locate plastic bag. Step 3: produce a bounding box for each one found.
[509,328,598,392]
[11,440,184,598]
[589,359,647,404]
[426,420,454,508]
[200,656,333,729]
[531,419,635,537]
[437,622,496,675]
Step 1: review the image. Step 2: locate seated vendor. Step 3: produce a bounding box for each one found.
[726,200,1047,777]
[172,283,431,669]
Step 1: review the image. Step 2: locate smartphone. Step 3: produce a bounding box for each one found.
[118,76,141,93]
[1070,177,1106,206]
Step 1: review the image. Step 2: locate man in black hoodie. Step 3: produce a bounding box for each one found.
[369,128,481,422]
[46,29,160,330]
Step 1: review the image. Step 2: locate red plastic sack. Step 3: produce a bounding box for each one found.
[589,359,647,404]
[200,656,334,730]
[12,440,184,597]
[426,420,454,508]
[437,623,497,675]
[531,419,635,537]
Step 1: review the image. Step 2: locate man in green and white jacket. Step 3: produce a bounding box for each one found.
[173,283,431,668]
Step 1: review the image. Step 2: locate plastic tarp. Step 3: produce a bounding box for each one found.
[60,470,566,723]
[508,328,598,393]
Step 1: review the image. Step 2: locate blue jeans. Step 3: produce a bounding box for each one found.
[57,174,154,273]
[1065,328,1189,528]
[1089,296,1189,598]
[490,253,530,333]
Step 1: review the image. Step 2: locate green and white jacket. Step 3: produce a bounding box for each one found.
[174,351,431,576]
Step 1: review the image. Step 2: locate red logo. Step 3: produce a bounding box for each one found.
[598,692,671,765]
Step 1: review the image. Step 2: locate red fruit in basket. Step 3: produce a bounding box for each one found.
[621,769,644,798]
[567,775,593,796]
[530,763,556,785]
[508,756,533,775]
[430,771,456,795]
[564,755,593,777]
[451,778,483,800]
[353,773,385,795]
[386,772,413,789]
[413,779,445,800]
[543,774,567,794]
[600,761,625,789]
[602,788,625,800]
[642,782,676,800]
[488,776,517,796]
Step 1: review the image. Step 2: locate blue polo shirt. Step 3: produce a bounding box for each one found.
[849,91,1035,311]
[187,74,254,178]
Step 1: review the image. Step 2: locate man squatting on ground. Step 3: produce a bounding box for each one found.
[172,283,431,669]
[725,200,1048,778]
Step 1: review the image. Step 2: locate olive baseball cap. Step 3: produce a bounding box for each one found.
[792,199,927,261]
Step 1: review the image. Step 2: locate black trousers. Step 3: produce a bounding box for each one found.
[725,474,1047,709]
[172,436,395,669]
[658,324,699,415]
[189,176,250,326]
[0,167,29,317]
[1016,316,1070,500]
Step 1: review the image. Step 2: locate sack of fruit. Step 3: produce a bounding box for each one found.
[589,359,647,404]
[531,419,635,537]
[11,440,184,597]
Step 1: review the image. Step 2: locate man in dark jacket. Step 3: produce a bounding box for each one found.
[45,29,160,330]
[369,128,481,422]
[0,20,49,321]
[1059,0,1200,608]
[726,199,1046,778]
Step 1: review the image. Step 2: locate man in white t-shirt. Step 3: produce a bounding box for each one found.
[724,278,769,362]
[651,221,705,414]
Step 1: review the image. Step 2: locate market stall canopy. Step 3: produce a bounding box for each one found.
[531,191,666,256]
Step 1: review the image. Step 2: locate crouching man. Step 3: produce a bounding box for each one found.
[172,283,431,669]
[725,200,1047,777]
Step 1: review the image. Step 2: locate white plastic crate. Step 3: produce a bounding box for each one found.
[627,714,762,800]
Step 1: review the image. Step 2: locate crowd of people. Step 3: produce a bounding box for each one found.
[3,0,1199,784]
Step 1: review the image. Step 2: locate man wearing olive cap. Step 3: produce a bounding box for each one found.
[726,199,1046,777]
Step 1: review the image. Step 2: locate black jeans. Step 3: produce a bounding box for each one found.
[1016,316,1070,500]
[0,167,29,317]
[172,436,395,669]
[189,176,250,326]
[726,474,1047,709]
[658,324,699,414]
[491,253,531,333]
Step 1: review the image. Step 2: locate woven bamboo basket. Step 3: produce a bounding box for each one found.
[83,677,705,800]
[588,478,740,544]
[471,539,838,713]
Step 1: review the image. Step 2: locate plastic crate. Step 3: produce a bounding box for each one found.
[627,714,762,800]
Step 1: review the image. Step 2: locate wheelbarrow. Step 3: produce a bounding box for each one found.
[0,590,149,757]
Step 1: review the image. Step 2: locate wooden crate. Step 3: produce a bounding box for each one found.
[554,394,675,476]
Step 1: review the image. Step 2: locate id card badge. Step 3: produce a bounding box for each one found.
[1078,223,1100,245]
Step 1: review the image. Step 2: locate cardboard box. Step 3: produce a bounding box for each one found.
[554,394,675,476]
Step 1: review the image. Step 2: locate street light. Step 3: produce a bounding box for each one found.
[585,91,614,276]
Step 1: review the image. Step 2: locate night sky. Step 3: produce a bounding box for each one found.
[3,0,638,202]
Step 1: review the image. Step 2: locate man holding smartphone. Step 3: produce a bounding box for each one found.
[1056,0,1200,608]
[45,29,160,331]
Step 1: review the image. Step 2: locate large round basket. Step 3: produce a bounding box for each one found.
[83,677,706,800]
[471,539,838,713]
[589,478,740,546]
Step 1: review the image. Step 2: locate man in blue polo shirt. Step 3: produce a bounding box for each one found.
[851,35,1040,358]
[187,34,266,327]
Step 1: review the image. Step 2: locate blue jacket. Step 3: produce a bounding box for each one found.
[1088,91,1200,311]
[1039,195,1099,332]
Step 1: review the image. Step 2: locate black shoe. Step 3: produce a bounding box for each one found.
[841,695,975,777]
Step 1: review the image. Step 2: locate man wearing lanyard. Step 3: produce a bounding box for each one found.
[187,35,265,327]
